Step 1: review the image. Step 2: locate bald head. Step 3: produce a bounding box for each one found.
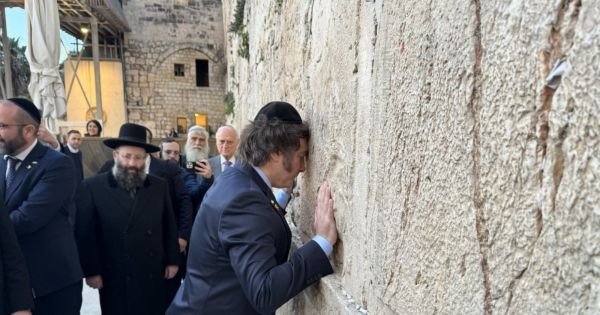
[216,125,239,160]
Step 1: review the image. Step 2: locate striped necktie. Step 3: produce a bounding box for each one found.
[5,156,20,189]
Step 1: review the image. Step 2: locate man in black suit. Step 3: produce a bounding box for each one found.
[167,101,338,315]
[76,123,180,315]
[60,130,84,181]
[160,138,184,168]
[0,202,33,315]
[0,98,82,315]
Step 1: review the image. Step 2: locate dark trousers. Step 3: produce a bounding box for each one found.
[33,280,82,315]
[164,251,186,309]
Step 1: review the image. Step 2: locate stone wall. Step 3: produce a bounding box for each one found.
[122,0,226,136]
[224,0,600,314]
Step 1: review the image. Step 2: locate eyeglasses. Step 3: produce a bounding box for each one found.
[116,151,147,162]
[163,150,180,155]
[0,123,28,130]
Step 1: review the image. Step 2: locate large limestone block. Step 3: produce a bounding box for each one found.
[224,0,600,313]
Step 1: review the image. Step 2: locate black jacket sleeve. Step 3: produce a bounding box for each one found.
[0,202,34,313]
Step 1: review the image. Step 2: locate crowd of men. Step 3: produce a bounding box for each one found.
[0,98,337,315]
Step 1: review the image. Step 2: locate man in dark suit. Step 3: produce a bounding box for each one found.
[208,125,239,180]
[97,133,193,309]
[60,130,84,181]
[160,138,184,168]
[0,202,33,315]
[167,101,338,315]
[0,98,82,315]
[76,123,180,315]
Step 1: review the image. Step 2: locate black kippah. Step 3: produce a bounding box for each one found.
[254,101,302,125]
[7,98,41,124]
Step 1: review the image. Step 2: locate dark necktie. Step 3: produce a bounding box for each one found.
[6,156,20,189]
[223,160,232,170]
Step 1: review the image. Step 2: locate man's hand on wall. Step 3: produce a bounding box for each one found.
[313,181,337,246]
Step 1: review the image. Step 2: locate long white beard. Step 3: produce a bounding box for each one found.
[185,144,209,162]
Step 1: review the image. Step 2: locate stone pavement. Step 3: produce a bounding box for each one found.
[81,285,101,315]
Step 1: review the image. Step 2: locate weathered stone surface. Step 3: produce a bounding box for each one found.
[123,0,227,136]
[224,0,600,314]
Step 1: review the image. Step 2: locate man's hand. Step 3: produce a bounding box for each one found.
[194,160,213,179]
[37,123,60,149]
[164,265,179,279]
[11,311,32,315]
[178,238,188,253]
[313,181,337,246]
[85,275,103,289]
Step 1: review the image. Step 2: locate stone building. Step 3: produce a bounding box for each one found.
[224,0,600,314]
[123,0,226,137]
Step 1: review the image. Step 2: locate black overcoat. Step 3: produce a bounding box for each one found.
[75,172,179,315]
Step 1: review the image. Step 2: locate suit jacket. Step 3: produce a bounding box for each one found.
[167,164,333,315]
[208,155,237,180]
[75,172,180,315]
[1,142,82,297]
[0,201,33,314]
[60,144,84,181]
[98,157,193,241]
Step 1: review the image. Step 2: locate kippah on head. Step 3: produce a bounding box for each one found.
[254,101,302,124]
[7,98,41,124]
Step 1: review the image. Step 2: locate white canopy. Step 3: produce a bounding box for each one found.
[25,0,65,132]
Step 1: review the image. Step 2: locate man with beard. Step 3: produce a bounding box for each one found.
[167,102,337,315]
[182,125,214,214]
[75,123,180,315]
[160,138,183,167]
[0,98,82,315]
[97,129,193,310]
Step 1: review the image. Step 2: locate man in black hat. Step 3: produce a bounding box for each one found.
[75,123,180,315]
[0,98,83,315]
[167,101,338,315]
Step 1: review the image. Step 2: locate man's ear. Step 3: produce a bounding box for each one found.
[269,151,283,164]
[112,150,119,159]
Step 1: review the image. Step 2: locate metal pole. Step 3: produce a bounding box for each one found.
[1,7,14,97]
[91,17,103,120]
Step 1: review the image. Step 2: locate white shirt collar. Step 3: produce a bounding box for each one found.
[66,143,80,153]
[12,139,38,161]
[252,165,271,189]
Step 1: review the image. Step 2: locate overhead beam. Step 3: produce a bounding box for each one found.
[91,16,103,121]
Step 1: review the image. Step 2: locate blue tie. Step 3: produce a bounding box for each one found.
[223,160,232,170]
[5,156,20,189]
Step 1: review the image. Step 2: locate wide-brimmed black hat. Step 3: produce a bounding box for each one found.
[254,101,303,124]
[104,123,159,153]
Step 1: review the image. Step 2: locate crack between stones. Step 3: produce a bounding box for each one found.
[537,0,580,212]
[469,0,492,314]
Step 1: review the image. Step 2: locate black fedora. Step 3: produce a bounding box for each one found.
[104,123,159,153]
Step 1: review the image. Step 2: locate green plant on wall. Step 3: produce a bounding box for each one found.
[229,0,250,60]
[229,0,246,34]
[224,91,235,117]
[238,31,249,59]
